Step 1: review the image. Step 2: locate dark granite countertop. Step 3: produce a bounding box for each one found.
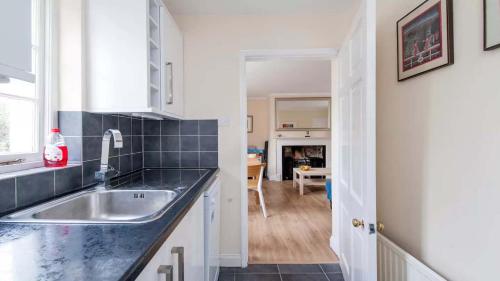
[0,168,219,281]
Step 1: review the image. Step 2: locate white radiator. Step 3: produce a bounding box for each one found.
[377,234,447,281]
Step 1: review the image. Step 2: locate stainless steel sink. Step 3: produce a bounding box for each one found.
[2,189,179,224]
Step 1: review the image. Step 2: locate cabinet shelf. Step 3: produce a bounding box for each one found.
[149,38,159,49]
[150,83,159,91]
[149,61,159,71]
[149,16,158,29]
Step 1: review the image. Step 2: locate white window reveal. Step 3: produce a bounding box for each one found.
[0,0,54,173]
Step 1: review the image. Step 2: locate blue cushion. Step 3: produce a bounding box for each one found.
[326,178,332,201]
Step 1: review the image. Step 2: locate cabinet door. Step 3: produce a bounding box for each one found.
[160,6,184,117]
[135,195,204,281]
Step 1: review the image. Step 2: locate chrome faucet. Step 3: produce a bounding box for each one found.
[95,129,123,188]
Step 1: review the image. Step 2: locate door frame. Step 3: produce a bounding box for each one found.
[239,48,338,267]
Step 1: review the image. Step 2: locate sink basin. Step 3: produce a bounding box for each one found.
[2,189,179,224]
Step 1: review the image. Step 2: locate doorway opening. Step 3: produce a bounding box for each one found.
[240,49,338,266]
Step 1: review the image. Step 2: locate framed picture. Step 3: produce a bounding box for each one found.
[397,0,454,81]
[484,0,500,50]
[247,115,253,133]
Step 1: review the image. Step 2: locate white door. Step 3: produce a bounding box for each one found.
[335,0,377,280]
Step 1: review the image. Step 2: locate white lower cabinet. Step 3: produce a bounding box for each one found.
[135,196,205,281]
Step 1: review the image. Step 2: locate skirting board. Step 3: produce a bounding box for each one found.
[330,235,339,254]
[219,254,242,267]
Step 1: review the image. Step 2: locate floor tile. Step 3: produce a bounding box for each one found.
[326,273,344,281]
[235,274,281,281]
[278,264,323,274]
[320,263,341,273]
[234,264,279,274]
[281,274,329,281]
[218,272,235,281]
[220,267,237,273]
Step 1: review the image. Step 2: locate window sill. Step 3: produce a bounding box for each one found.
[0,163,81,181]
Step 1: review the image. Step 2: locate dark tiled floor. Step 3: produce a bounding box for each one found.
[219,264,343,281]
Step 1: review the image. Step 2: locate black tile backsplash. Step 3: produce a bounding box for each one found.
[181,152,199,168]
[82,136,102,161]
[55,166,83,195]
[144,136,161,151]
[162,152,180,168]
[58,111,82,136]
[181,136,199,151]
[0,112,218,215]
[162,120,180,135]
[143,120,161,135]
[118,116,132,136]
[17,171,55,207]
[0,178,15,214]
[102,114,118,135]
[144,152,161,168]
[143,119,218,168]
[65,136,83,162]
[199,120,218,135]
[180,120,198,135]
[162,136,180,151]
[200,136,218,151]
[200,152,218,168]
[82,112,103,136]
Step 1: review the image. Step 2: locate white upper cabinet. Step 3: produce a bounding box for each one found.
[86,0,184,119]
[0,0,34,82]
[160,6,184,117]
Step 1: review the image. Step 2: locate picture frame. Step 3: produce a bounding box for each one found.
[247,115,253,133]
[397,0,454,81]
[484,0,500,51]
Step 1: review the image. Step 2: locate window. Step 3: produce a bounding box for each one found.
[0,0,53,172]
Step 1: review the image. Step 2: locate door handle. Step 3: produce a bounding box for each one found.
[157,265,173,281]
[377,221,385,232]
[352,218,364,228]
[165,62,173,105]
[171,246,184,281]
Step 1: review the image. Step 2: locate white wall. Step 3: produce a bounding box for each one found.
[176,13,355,263]
[247,98,269,149]
[377,1,500,280]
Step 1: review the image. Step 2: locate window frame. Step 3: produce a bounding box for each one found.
[0,0,56,173]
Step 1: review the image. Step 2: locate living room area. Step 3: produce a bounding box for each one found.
[245,59,336,264]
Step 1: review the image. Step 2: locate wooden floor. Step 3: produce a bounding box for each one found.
[248,180,338,264]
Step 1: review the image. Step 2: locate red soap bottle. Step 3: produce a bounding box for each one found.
[43,128,68,167]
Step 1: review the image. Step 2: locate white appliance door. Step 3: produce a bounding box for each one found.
[336,0,377,280]
[206,177,221,281]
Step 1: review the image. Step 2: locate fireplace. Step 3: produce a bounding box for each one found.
[281,145,326,180]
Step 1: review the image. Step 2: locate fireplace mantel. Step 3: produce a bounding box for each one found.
[268,138,331,181]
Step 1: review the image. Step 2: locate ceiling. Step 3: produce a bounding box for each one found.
[246,60,331,98]
[165,0,359,16]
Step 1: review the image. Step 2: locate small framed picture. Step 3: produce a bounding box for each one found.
[484,0,500,50]
[397,0,454,81]
[247,115,253,133]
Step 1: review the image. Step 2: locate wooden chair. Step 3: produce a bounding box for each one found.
[248,163,267,218]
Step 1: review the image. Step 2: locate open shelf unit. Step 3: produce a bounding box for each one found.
[148,0,161,110]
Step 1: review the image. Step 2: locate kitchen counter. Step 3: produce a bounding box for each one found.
[0,168,219,281]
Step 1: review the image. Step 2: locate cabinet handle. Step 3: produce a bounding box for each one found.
[157,265,173,281]
[165,62,173,105]
[171,246,184,281]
